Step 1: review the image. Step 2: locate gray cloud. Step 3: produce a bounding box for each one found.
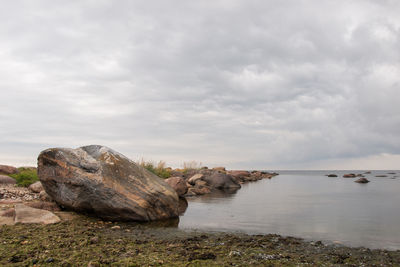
[1,0,400,169]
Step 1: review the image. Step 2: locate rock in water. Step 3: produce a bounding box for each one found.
[37,145,179,221]
[355,178,370,183]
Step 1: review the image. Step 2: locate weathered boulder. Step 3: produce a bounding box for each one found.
[355,178,370,183]
[37,145,179,221]
[203,172,241,190]
[165,177,188,197]
[188,173,204,185]
[14,204,61,224]
[0,175,16,184]
[0,165,18,175]
[28,181,44,193]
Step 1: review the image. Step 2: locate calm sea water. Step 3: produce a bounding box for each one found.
[179,170,400,250]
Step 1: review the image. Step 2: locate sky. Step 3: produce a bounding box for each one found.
[1,0,399,170]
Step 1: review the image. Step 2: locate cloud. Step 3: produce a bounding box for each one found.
[0,0,399,169]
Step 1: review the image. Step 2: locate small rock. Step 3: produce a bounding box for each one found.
[28,181,43,193]
[164,177,188,197]
[111,225,120,229]
[355,178,370,183]
[212,167,226,173]
[90,237,99,244]
[188,174,204,185]
[39,190,52,201]
[326,174,338,177]
[343,174,356,178]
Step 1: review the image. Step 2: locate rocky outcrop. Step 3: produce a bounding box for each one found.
[0,175,16,184]
[355,178,370,183]
[28,181,43,193]
[37,145,179,221]
[14,204,61,224]
[0,165,18,175]
[165,177,188,197]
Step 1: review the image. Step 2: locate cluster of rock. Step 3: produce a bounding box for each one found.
[325,173,371,183]
[165,167,278,197]
[1,145,279,223]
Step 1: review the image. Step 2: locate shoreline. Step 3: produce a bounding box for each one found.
[1,213,399,266]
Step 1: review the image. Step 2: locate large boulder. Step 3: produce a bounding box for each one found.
[0,165,18,175]
[0,175,16,184]
[203,172,241,190]
[37,145,179,221]
[165,177,188,197]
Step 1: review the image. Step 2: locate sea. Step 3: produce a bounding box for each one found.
[178,170,400,250]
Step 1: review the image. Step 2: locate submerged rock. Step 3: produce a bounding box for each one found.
[326,174,338,177]
[355,178,370,183]
[37,145,179,221]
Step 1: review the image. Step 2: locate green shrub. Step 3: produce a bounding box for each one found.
[138,159,171,179]
[9,167,39,187]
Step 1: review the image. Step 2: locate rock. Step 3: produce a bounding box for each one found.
[203,172,241,190]
[326,174,338,177]
[355,178,370,183]
[39,190,52,201]
[188,174,204,185]
[14,204,61,224]
[28,181,44,193]
[178,197,188,215]
[228,170,251,182]
[343,174,356,178]
[364,171,371,174]
[187,186,211,196]
[37,145,179,221]
[212,167,226,173]
[0,208,15,217]
[25,201,61,212]
[0,165,18,175]
[0,175,16,184]
[375,175,387,177]
[165,177,188,197]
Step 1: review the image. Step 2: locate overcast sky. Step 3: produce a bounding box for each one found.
[1,0,399,169]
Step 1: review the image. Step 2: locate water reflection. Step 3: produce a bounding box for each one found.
[179,170,400,250]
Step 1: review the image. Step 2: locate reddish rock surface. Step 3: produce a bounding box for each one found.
[165,177,188,197]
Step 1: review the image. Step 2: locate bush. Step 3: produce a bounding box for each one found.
[9,167,39,187]
[138,159,171,179]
